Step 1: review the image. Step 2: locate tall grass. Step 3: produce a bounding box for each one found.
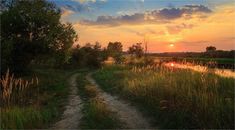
[93,65,234,129]
[0,69,39,107]
[0,68,71,129]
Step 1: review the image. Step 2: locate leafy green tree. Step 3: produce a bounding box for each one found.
[106,42,123,63]
[1,0,77,73]
[70,42,103,68]
[128,43,144,58]
[52,23,77,68]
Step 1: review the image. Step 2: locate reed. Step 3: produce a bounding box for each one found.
[1,68,71,129]
[0,69,39,107]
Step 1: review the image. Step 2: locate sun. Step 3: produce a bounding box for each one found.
[169,44,174,47]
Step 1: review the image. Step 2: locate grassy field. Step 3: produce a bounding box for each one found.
[93,65,234,129]
[75,70,122,129]
[1,64,234,129]
[0,68,74,129]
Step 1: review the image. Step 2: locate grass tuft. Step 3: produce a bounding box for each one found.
[76,71,123,129]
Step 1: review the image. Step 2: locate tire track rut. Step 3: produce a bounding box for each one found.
[86,72,151,129]
[52,73,83,129]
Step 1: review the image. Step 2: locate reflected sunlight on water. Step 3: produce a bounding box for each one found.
[165,62,235,78]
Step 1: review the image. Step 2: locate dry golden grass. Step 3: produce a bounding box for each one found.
[85,85,99,98]
[0,69,39,107]
[94,65,234,128]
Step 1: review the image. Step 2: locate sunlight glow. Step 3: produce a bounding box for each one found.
[72,3,235,52]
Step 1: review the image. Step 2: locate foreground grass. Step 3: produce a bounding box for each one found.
[76,71,122,129]
[1,68,73,129]
[93,65,234,129]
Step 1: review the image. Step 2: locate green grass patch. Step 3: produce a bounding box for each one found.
[93,65,234,129]
[0,67,75,129]
[75,70,123,129]
[81,98,122,129]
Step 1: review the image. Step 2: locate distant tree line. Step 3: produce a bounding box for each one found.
[152,46,235,59]
[69,41,146,68]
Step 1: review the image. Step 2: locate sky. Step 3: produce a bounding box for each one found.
[49,0,235,52]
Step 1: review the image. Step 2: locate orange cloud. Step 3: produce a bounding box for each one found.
[61,7,75,18]
[73,4,235,52]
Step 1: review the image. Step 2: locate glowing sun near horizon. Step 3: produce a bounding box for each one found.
[169,44,174,47]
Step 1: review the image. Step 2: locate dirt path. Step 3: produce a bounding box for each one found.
[86,73,152,129]
[52,73,83,129]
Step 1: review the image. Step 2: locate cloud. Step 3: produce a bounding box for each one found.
[100,0,107,2]
[80,4,212,27]
[71,0,96,3]
[62,3,91,13]
[167,23,194,34]
[80,13,145,26]
[219,36,235,42]
[176,40,211,49]
[180,40,209,44]
[72,0,107,4]
[78,0,96,3]
[60,0,107,14]
[61,7,75,18]
[144,4,212,21]
[125,28,165,37]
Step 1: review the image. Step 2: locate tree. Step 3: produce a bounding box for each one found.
[205,46,217,58]
[106,42,123,63]
[1,0,77,73]
[206,46,216,52]
[94,41,102,51]
[52,23,77,68]
[70,42,103,68]
[128,43,144,58]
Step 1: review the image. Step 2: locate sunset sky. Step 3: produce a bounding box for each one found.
[50,0,235,52]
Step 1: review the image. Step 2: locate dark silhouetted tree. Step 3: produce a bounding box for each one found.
[128,43,144,58]
[106,42,123,63]
[205,46,217,58]
[1,0,77,74]
[70,42,103,68]
[206,46,216,52]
